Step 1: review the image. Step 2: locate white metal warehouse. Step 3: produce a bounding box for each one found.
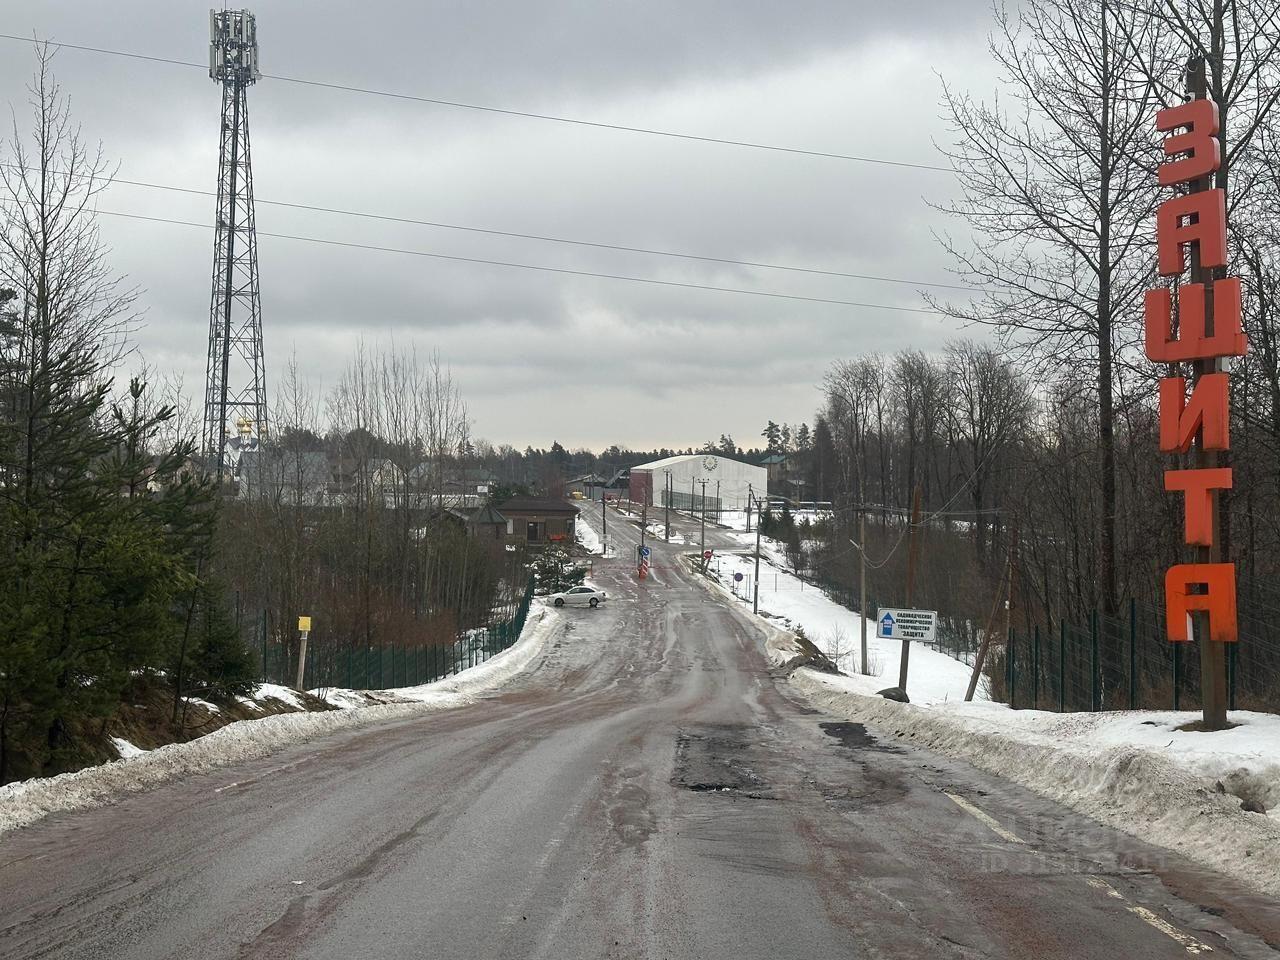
[628,454,767,514]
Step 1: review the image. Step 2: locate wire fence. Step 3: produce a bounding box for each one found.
[993,593,1280,713]
[255,578,537,692]
[797,559,1280,714]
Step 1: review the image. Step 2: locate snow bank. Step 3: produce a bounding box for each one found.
[254,683,305,710]
[109,737,147,760]
[693,543,1280,897]
[790,669,1280,899]
[0,609,557,838]
[576,515,604,555]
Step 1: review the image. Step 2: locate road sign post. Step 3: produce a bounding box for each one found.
[295,615,312,691]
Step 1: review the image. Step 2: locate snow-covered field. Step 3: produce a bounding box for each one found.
[0,608,559,837]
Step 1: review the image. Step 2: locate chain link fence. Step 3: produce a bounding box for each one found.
[255,577,537,692]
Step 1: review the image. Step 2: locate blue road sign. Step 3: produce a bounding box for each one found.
[640,546,651,558]
[879,612,896,637]
[733,572,744,582]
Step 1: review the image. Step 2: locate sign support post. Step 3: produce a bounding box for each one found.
[295,615,312,691]
[897,487,922,691]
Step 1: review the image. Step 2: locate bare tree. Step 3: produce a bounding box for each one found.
[932,0,1162,613]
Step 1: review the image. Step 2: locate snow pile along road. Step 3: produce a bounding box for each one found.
[0,608,558,838]
[696,532,1280,898]
[791,669,1280,898]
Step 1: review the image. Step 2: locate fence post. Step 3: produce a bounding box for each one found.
[1173,643,1182,711]
[1007,628,1016,709]
[1033,625,1040,710]
[1059,620,1066,712]
[1090,609,1100,712]
[1128,598,1137,709]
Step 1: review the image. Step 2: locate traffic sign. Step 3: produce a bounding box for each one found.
[733,572,744,582]
[703,550,713,560]
[640,546,651,558]
[875,608,937,643]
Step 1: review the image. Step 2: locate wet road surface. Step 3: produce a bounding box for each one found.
[3,506,1279,959]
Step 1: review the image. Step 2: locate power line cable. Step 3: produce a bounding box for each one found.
[85,207,946,315]
[0,33,954,173]
[0,162,986,293]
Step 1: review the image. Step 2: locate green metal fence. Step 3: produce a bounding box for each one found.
[257,578,537,692]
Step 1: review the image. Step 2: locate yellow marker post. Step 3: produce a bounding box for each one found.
[295,615,312,690]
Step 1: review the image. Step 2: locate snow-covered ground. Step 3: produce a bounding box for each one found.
[0,608,559,837]
[576,516,604,555]
[705,550,982,704]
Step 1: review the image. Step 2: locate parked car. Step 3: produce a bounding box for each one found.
[550,585,607,608]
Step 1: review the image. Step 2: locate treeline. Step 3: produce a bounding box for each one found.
[218,349,514,680]
[0,52,253,781]
[803,0,1280,707]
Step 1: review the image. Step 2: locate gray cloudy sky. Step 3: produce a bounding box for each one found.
[1,2,997,451]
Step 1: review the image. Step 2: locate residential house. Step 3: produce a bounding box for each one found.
[497,496,578,545]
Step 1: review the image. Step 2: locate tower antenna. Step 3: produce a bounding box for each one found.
[204,8,266,481]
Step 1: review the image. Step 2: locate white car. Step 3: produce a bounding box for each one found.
[550,585,607,608]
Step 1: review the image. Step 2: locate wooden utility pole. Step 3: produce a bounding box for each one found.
[860,512,870,675]
[897,486,923,691]
[859,509,869,675]
[1188,57,1229,730]
[746,483,753,533]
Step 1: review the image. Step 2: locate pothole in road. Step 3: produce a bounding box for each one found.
[819,721,903,754]
[673,725,773,800]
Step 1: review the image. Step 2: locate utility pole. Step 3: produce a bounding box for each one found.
[715,480,721,524]
[1187,57,1229,730]
[897,486,923,692]
[601,496,607,554]
[699,479,708,558]
[664,470,671,542]
[859,509,869,676]
[753,492,762,615]
[746,483,753,533]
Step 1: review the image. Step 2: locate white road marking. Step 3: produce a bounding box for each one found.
[1084,877,1213,954]
[943,792,1214,954]
[943,791,1027,845]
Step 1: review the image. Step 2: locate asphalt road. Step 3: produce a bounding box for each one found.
[3,506,1280,959]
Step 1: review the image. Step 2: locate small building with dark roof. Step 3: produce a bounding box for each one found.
[466,502,509,541]
[498,496,579,545]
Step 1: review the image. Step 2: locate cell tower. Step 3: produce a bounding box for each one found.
[204,8,266,481]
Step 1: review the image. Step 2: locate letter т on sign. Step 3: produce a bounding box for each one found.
[1148,95,1246,646]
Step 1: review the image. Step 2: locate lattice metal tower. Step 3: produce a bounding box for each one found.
[204,8,266,480]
